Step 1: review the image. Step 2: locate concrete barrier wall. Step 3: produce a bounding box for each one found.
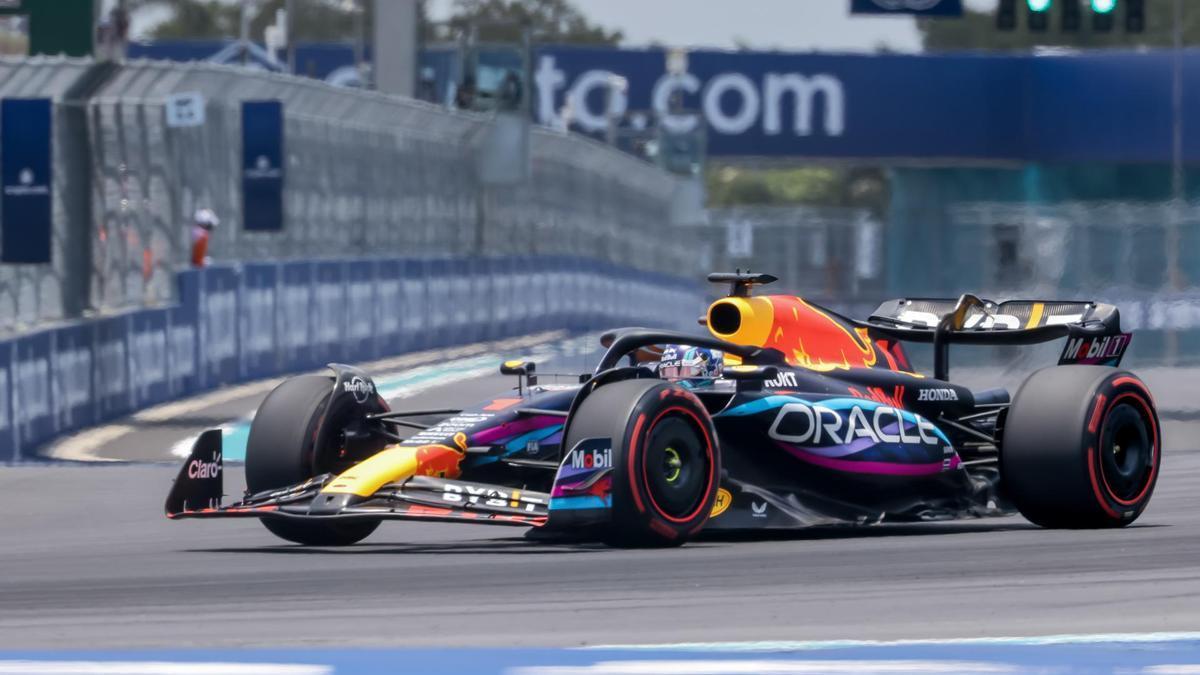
[0,256,704,462]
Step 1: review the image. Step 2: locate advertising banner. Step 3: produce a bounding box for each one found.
[170,270,202,398]
[52,324,94,434]
[240,263,279,379]
[850,0,962,15]
[491,258,514,338]
[242,100,285,231]
[0,255,706,457]
[532,47,1191,162]
[344,259,377,363]
[132,39,1200,163]
[91,316,131,422]
[130,310,170,409]
[1,98,53,263]
[200,266,240,386]
[277,261,313,370]
[400,259,428,352]
[426,258,451,347]
[448,258,472,344]
[469,258,494,342]
[312,261,346,364]
[13,330,54,451]
[0,342,12,461]
[374,259,404,358]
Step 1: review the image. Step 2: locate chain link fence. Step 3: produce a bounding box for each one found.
[702,205,885,303]
[0,57,95,334]
[0,57,689,335]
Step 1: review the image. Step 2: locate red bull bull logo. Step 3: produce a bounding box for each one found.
[416,444,464,479]
[708,295,880,372]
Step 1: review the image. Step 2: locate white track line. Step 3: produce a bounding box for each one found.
[509,660,1015,675]
[0,662,330,675]
[588,631,1200,652]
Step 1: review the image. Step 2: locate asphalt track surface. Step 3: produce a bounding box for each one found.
[3,335,1200,650]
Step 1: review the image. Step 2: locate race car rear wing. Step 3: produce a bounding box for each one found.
[862,294,1130,379]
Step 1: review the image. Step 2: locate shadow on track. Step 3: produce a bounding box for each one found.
[178,517,1165,556]
[185,536,611,556]
[698,520,1037,543]
[697,519,1166,543]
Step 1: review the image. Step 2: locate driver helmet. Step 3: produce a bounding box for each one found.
[659,345,723,386]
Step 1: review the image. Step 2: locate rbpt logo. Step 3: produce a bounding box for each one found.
[570,446,612,470]
[188,453,222,479]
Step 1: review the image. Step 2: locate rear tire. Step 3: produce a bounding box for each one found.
[246,375,380,546]
[1001,366,1160,528]
[564,379,720,547]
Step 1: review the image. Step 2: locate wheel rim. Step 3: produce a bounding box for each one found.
[663,447,683,484]
[311,396,381,477]
[643,416,709,519]
[1098,402,1154,503]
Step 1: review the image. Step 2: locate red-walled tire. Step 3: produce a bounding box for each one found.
[564,379,720,547]
[1001,366,1160,528]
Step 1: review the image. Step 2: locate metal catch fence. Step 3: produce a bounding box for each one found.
[0,57,689,335]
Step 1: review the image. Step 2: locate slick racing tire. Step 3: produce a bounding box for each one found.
[1001,366,1160,529]
[564,379,720,547]
[246,375,380,546]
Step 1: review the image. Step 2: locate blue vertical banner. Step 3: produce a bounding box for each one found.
[1,98,53,264]
[241,100,284,231]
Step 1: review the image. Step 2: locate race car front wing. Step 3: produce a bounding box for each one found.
[165,430,550,528]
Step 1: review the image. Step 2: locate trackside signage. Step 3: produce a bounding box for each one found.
[125,40,1197,162]
[0,256,700,462]
[534,47,1026,159]
[850,0,963,15]
[1,98,53,263]
[241,100,284,231]
[531,46,1183,162]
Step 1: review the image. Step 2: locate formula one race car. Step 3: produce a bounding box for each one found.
[167,272,1161,547]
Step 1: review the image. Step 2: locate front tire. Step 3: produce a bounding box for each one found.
[246,375,380,545]
[1001,366,1160,528]
[564,379,720,547]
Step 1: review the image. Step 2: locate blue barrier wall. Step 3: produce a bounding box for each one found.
[0,256,702,462]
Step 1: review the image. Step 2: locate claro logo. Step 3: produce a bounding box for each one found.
[188,453,222,479]
[535,56,845,138]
